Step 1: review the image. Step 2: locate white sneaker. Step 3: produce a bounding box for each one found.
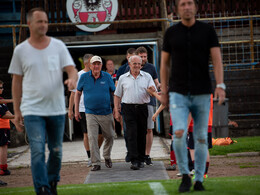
[87,159,92,167]
[176,172,182,177]
[189,169,195,176]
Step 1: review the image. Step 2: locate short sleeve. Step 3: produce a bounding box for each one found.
[208,25,220,48]
[8,46,23,75]
[148,74,156,89]
[77,73,85,92]
[114,76,123,97]
[59,41,75,68]
[162,27,172,53]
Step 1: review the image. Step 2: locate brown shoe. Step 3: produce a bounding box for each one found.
[105,158,112,168]
[91,165,101,171]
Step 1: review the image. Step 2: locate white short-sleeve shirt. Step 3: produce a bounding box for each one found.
[115,70,156,104]
[8,37,75,116]
[72,69,87,113]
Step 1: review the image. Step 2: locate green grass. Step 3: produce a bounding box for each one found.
[210,136,260,156]
[0,176,259,195]
[239,165,258,168]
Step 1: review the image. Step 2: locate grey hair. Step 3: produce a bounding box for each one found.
[129,55,142,63]
[83,54,93,62]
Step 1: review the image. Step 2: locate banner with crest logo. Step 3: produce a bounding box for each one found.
[66,0,118,32]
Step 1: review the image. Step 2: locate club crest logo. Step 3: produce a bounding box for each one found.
[66,0,118,32]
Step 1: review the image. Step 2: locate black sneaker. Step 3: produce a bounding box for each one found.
[91,165,101,171]
[0,180,7,186]
[194,181,205,191]
[37,186,51,195]
[145,156,153,166]
[125,153,130,163]
[0,169,11,175]
[49,181,57,195]
[166,164,176,171]
[178,174,191,193]
[130,162,140,170]
[138,162,144,168]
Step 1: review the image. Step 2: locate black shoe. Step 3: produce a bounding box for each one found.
[37,186,51,195]
[130,162,140,170]
[0,169,11,175]
[0,180,7,186]
[91,165,101,171]
[178,174,191,193]
[49,181,57,195]
[125,153,130,162]
[105,158,112,168]
[166,164,176,171]
[145,155,153,166]
[138,162,144,168]
[194,181,205,191]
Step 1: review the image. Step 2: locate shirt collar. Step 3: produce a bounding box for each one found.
[127,70,144,77]
[89,70,103,78]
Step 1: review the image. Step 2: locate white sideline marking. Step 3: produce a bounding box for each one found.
[149,182,168,195]
[3,177,259,194]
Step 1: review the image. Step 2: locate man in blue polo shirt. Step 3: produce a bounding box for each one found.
[75,55,115,171]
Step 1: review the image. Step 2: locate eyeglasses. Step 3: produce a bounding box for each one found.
[0,87,3,89]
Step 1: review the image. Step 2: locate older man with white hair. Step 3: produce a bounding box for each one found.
[114,55,156,170]
[75,55,115,172]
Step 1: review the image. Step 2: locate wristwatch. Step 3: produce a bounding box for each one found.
[216,83,226,90]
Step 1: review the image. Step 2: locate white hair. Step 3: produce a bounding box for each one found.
[129,55,142,63]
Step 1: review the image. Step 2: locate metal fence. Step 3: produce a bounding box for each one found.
[170,15,260,71]
[1,15,259,71]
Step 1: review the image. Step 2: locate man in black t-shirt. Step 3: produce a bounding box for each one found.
[160,0,225,193]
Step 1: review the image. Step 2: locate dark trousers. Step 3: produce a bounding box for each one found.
[123,103,148,164]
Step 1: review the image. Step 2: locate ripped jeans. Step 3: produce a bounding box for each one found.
[24,115,65,193]
[169,92,210,182]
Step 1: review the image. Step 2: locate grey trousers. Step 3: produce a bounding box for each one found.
[86,113,115,166]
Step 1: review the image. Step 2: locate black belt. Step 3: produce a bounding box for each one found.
[122,103,147,108]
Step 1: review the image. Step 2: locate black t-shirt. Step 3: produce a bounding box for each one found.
[116,63,128,81]
[162,21,220,95]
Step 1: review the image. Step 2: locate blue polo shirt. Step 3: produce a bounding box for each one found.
[77,71,115,115]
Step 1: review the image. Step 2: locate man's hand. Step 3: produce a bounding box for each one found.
[228,120,238,127]
[13,111,24,132]
[214,88,226,105]
[147,86,156,96]
[74,110,81,122]
[64,78,77,91]
[68,109,74,120]
[114,110,121,122]
[156,83,161,91]
[152,114,156,122]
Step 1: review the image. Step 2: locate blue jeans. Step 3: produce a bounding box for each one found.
[169,92,210,182]
[24,115,65,193]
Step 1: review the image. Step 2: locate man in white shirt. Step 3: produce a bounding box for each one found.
[8,7,77,195]
[114,55,156,170]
